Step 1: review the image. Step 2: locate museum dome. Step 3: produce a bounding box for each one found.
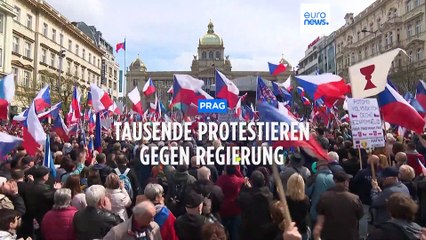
[199,21,223,46]
[130,56,147,71]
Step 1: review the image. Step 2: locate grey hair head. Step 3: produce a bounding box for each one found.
[53,188,72,209]
[197,166,211,181]
[133,201,155,217]
[85,185,106,208]
[144,183,164,202]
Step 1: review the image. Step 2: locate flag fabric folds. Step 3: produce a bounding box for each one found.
[71,85,81,119]
[295,74,350,103]
[271,81,292,103]
[378,84,425,134]
[0,132,22,159]
[53,116,70,142]
[87,91,93,107]
[90,84,113,113]
[171,74,204,106]
[416,80,426,111]
[268,62,287,76]
[128,86,144,116]
[256,77,278,107]
[0,74,15,120]
[349,48,406,98]
[143,78,156,97]
[22,101,46,156]
[94,112,102,152]
[34,86,51,113]
[116,41,126,53]
[215,70,239,108]
[43,135,56,178]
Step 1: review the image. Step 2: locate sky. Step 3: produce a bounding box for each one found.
[45,0,375,72]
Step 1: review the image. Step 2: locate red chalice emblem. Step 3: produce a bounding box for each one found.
[360,64,376,90]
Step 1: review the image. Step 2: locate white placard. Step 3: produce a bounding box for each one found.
[347,98,385,149]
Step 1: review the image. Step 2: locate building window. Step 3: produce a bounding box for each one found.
[364,47,368,58]
[358,51,362,62]
[209,51,213,59]
[409,51,413,63]
[416,20,421,35]
[23,71,30,87]
[415,0,421,7]
[0,48,3,68]
[52,29,56,42]
[12,67,18,83]
[75,65,78,77]
[12,36,19,53]
[67,61,71,74]
[68,40,72,51]
[97,59,100,68]
[0,14,3,34]
[93,56,96,65]
[24,42,31,58]
[88,53,91,63]
[202,52,206,59]
[59,34,64,46]
[43,23,48,37]
[407,0,413,12]
[13,6,20,22]
[417,48,424,61]
[385,33,389,46]
[389,31,393,44]
[26,14,32,29]
[82,49,85,60]
[50,53,55,67]
[41,48,47,63]
[216,51,221,60]
[75,44,79,56]
[407,24,413,37]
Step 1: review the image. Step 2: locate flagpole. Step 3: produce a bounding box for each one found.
[123,37,127,107]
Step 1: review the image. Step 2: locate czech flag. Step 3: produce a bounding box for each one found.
[282,76,292,91]
[268,62,287,76]
[272,81,292,103]
[0,132,22,159]
[0,74,15,120]
[258,102,329,160]
[235,97,242,118]
[22,101,46,156]
[416,80,426,111]
[34,86,51,113]
[256,77,278,107]
[43,135,56,178]
[108,101,121,115]
[167,86,173,94]
[128,86,144,116]
[90,84,113,113]
[88,111,95,134]
[94,112,102,152]
[404,92,425,116]
[295,74,350,104]
[378,83,426,134]
[53,116,70,142]
[171,74,204,106]
[116,41,126,53]
[215,70,239,108]
[302,96,311,105]
[143,78,156,97]
[71,85,81,119]
[87,91,93,107]
[49,102,62,121]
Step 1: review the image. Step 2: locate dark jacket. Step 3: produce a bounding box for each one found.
[286,196,310,234]
[174,213,207,240]
[188,179,224,214]
[237,186,273,240]
[351,167,374,205]
[342,158,360,176]
[25,180,55,224]
[72,206,123,240]
[367,219,423,240]
[166,171,197,217]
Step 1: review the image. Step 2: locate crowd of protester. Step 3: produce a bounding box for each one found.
[3,123,426,239]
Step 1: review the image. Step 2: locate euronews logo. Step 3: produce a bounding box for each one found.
[198,99,228,114]
[300,3,331,34]
[304,12,329,26]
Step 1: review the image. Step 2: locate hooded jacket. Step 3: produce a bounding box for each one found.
[367,218,423,240]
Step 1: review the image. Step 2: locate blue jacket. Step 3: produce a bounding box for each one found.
[306,168,335,221]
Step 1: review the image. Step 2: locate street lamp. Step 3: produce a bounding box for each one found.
[361,28,379,55]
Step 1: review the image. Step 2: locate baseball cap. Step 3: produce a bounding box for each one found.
[185,191,204,208]
[382,167,399,178]
[333,171,352,182]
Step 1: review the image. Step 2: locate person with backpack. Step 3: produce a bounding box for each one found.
[114,153,139,202]
[166,164,196,217]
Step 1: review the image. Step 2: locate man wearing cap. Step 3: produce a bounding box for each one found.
[314,171,363,240]
[371,167,410,226]
[174,191,208,240]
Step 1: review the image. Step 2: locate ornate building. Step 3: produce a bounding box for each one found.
[335,0,426,91]
[126,21,292,109]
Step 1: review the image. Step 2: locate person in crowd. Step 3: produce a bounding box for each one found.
[395,152,408,169]
[280,153,311,191]
[379,154,390,170]
[106,142,121,168]
[201,222,227,240]
[144,183,178,240]
[103,201,161,240]
[306,159,335,225]
[188,156,200,180]
[24,166,59,240]
[327,151,344,174]
[238,170,273,240]
[371,167,410,226]
[0,177,25,216]
[105,173,132,221]
[64,174,87,211]
[399,164,417,201]
[216,165,244,240]
[59,155,85,183]
[189,166,224,219]
[41,188,77,240]
[92,153,111,185]
[351,154,379,239]
[406,142,425,177]
[336,140,353,163]
[114,153,139,200]
[342,148,361,176]
[175,191,208,240]
[314,171,363,240]
[315,127,329,150]
[0,209,23,240]
[73,185,122,240]
[166,163,196,217]
[368,193,424,240]
[286,173,310,240]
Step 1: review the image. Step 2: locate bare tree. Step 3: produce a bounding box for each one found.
[390,62,419,94]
